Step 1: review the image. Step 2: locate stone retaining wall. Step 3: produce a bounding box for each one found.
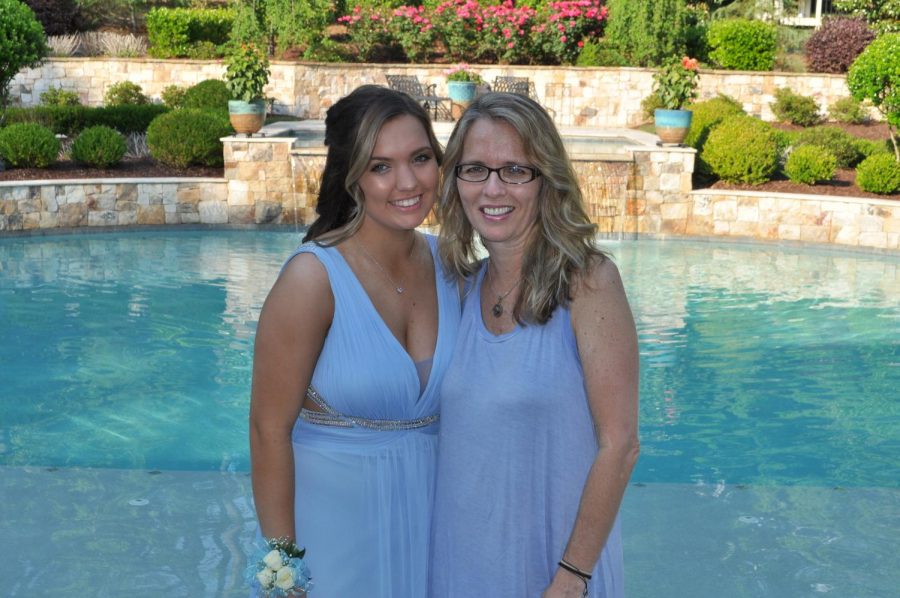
[0,179,227,231]
[10,59,864,128]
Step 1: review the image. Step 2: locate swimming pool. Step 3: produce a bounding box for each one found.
[1,231,897,596]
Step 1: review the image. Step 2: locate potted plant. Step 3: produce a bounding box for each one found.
[652,56,700,146]
[445,63,484,105]
[224,42,271,135]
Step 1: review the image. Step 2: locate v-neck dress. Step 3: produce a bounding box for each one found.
[429,263,624,598]
[280,235,460,598]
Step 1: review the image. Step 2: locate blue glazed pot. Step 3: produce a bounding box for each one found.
[654,108,693,146]
[447,81,477,103]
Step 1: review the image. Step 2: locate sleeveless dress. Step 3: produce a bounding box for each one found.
[429,263,624,598]
[274,234,459,598]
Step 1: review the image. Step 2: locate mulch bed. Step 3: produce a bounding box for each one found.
[0,158,222,182]
[705,121,899,201]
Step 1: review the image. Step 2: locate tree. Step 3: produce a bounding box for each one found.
[0,0,49,109]
[604,0,691,67]
[847,33,900,160]
[835,0,900,34]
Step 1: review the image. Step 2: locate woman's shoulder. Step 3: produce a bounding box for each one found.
[571,254,626,308]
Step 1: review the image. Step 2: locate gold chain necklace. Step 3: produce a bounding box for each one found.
[487,264,522,318]
[356,237,414,295]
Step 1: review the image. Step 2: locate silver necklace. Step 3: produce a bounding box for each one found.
[356,237,413,294]
[487,265,522,318]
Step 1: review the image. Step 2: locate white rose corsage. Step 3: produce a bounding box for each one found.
[246,537,312,597]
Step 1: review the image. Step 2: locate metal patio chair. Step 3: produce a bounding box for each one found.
[385,74,453,121]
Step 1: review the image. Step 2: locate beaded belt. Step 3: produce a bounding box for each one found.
[298,385,438,431]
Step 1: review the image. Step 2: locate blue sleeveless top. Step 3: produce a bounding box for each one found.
[430,262,624,597]
[277,234,460,598]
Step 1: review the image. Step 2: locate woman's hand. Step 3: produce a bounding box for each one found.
[541,568,588,598]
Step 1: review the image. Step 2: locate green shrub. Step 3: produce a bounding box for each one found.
[266,0,332,55]
[161,85,187,109]
[0,105,90,136]
[40,86,81,106]
[784,145,837,184]
[185,40,223,59]
[835,0,900,35]
[855,153,900,194]
[146,7,234,59]
[707,18,776,71]
[91,104,169,135]
[182,79,230,111]
[640,92,665,122]
[0,123,60,168]
[701,115,780,184]
[684,95,745,170]
[771,87,821,126]
[575,39,629,67]
[604,0,691,66]
[70,125,127,168]
[0,0,49,107]
[847,33,900,160]
[792,126,862,168]
[147,108,232,168]
[828,96,870,124]
[854,137,892,159]
[104,81,149,106]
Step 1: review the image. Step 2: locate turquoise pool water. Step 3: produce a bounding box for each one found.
[1,231,898,596]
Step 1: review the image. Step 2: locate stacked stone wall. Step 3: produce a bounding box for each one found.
[11,59,867,128]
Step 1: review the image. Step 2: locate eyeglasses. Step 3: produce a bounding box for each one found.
[455,163,541,184]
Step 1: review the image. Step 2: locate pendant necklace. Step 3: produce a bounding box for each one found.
[356,237,413,294]
[487,264,522,318]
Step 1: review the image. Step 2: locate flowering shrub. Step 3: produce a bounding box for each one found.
[530,0,609,65]
[445,63,484,84]
[652,56,699,110]
[338,6,392,62]
[343,1,607,65]
[387,5,436,63]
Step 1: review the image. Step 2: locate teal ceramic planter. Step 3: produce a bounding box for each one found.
[447,81,477,103]
[228,99,266,135]
[654,108,693,145]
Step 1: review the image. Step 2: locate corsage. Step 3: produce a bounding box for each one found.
[246,537,313,597]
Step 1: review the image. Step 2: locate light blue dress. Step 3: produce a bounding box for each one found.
[430,263,625,598]
[278,235,459,597]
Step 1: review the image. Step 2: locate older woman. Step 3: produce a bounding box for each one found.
[430,92,640,598]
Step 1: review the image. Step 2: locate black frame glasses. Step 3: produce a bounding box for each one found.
[455,163,541,184]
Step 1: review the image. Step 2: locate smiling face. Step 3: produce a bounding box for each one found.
[456,117,541,252]
[357,114,439,234]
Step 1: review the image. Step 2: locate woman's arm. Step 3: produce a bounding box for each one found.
[249,252,334,542]
[543,257,640,598]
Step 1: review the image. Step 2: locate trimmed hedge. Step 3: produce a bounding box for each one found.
[771,87,821,127]
[701,115,780,184]
[1,105,169,136]
[855,154,900,194]
[784,145,836,184]
[147,108,232,168]
[146,7,234,59]
[0,123,60,168]
[182,79,230,111]
[792,126,863,168]
[71,125,127,168]
[707,18,776,71]
[685,95,745,176]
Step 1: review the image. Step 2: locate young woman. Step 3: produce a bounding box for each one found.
[249,85,460,597]
[431,92,640,598]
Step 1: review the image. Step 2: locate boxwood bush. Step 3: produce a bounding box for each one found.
[701,115,780,184]
[685,95,745,176]
[104,81,149,106]
[71,125,127,168]
[146,7,234,59]
[1,104,169,136]
[182,79,230,112]
[784,145,837,184]
[0,123,60,168]
[855,154,900,194]
[792,126,863,168]
[147,108,232,168]
[828,96,869,124]
[707,18,776,71]
[771,87,821,126]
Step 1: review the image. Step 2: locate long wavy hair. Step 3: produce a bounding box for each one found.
[303,85,443,245]
[437,92,606,324]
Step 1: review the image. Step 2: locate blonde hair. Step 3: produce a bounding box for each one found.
[437,92,606,324]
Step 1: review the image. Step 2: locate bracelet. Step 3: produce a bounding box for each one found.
[246,536,313,597]
[558,558,592,581]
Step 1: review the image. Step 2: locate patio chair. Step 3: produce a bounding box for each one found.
[385,74,453,121]
[490,76,556,119]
